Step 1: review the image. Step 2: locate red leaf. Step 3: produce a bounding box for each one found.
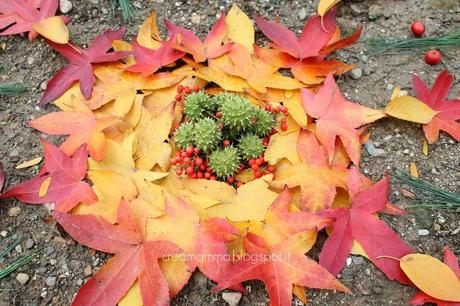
[125,39,184,77]
[412,70,460,143]
[409,248,460,306]
[0,139,97,212]
[0,0,70,40]
[255,9,336,59]
[214,232,349,306]
[165,14,232,63]
[40,28,130,105]
[319,175,413,284]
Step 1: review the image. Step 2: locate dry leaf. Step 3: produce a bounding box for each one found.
[224,5,254,52]
[385,96,439,124]
[32,16,69,44]
[16,157,42,169]
[38,177,52,197]
[318,0,341,17]
[410,162,419,178]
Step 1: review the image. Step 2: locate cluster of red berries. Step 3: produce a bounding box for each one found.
[170,146,218,180]
[175,84,201,102]
[224,155,275,188]
[264,104,290,131]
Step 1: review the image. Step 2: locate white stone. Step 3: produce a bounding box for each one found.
[191,13,201,25]
[8,207,22,217]
[16,273,30,285]
[349,68,363,80]
[417,229,430,236]
[59,0,73,14]
[346,257,352,266]
[222,292,242,306]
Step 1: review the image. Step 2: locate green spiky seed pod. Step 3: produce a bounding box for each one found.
[209,146,240,178]
[184,92,211,121]
[174,122,195,149]
[251,108,275,137]
[219,95,254,133]
[238,134,265,160]
[193,118,222,152]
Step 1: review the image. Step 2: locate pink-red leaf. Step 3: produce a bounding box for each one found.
[40,28,130,105]
[0,140,97,212]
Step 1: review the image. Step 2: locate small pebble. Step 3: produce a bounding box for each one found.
[433,223,441,232]
[50,259,57,265]
[16,273,30,285]
[40,291,47,298]
[298,8,308,20]
[59,0,73,14]
[83,265,92,276]
[403,149,409,154]
[15,245,22,253]
[349,68,363,80]
[76,279,83,286]
[222,292,242,306]
[8,207,22,217]
[24,238,34,249]
[418,229,430,236]
[352,256,364,265]
[46,276,57,287]
[191,13,201,24]
[431,168,440,175]
[437,216,446,224]
[346,257,352,266]
[364,142,386,157]
[365,268,371,276]
[0,231,7,237]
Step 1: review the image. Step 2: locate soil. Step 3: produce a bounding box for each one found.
[0,0,459,305]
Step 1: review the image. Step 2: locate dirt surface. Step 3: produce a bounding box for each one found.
[0,0,459,305]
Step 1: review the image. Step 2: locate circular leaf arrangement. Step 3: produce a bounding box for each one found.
[2,3,459,306]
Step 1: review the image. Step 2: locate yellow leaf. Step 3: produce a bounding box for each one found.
[119,281,142,306]
[38,177,51,198]
[318,0,341,17]
[73,194,121,224]
[225,4,254,52]
[265,130,301,165]
[32,16,69,44]
[422,139,429,156]
[284,91,308,128]
[385,96,439,124]
[137,11,162,49]
[410,162,419,178]
[293,285,307,305]
[391,86,401,100]
[15,157,42,169]
[400,253,460,302]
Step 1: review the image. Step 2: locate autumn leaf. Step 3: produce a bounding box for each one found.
[137,11,162,49]
[270,129,348,211]
[165,14,233,62]
[301,74,385,165]
[412,70,460,143]
[214,232,350,306]
[0,139,97,212]
[318,173,413,283]
[0,0,70,41]
[318,0,341,17]
[224,4,254,52]
[53,202,182,306]
[125,39,184,77]
[410,247,460,306]
[29,108,119,162]
[40,28,130,105]
[384,96,439,124]
[0,161,5,192]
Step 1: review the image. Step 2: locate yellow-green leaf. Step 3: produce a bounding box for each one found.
[385,96,439,124]
[225,4,254,52]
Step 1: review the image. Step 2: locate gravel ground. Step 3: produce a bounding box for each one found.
[0,0,459,305]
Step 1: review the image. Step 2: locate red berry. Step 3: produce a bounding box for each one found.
[257,157,265,165]
[254,171,262,178]
[174,123,180,130]
[255,158,263,166]
[411,21,425,37]
[193,147,200,154]
[251,164,259,171]
[184,86,192,94]
[176,168,183,176]
[195,157,203,166]
[191,173,198,179]
[197,171,204,179]
[223,140,230,146]
[227,177,235,184]
[199,164,206,171]
[206,167,213,173]
[204,172,211,179]
[183,157,191,163]
[237,181,243,188]
[193,85,200,92]
[175,94,182,102]
[186,166,194,175]
[186,146,194,155]
[177,85,184,93]
[425,49,441,65]
[248,159,255,166]
[280,105,288,113]
[170,157,177,165]
[181,151,188,158]
[215,111,222,118]
[281,123,288,131]
[281,117,287,124]
[267,165,275,173]
[210,175,217,180]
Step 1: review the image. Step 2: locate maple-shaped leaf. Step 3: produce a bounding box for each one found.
[211,43,304,94]
[270,129,348,212]
[410,247,460,306]
[53,201,182,306]
[214,232,349,306]
[40,28,130,106]
[254,9,362,84]
[125,39,185,77]
[301,74,385,165]
[318,173,413,284]
[0,139,97,212]
[165,14,233,63]
[412,70,460,143]
[29,108,119,162]
[0,0,70,40]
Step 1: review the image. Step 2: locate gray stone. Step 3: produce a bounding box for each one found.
[364,142,386,157]
[418,229,430,236]
[349,68,363,80]
[433,223,441,232]
[222,292,242,306]
[88,0,98,4]
[8,207,22,217]
[24,238,34,249]
[15,245,22,253]
[352,256,364,265]
[59,0,73,14]
[76,279,83,286]
[46,276,57,287]
[191,13,201,25]
[368,5,383,20]
[16,273,30,285]
[298,8,308,20]
[350,4,362,16]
